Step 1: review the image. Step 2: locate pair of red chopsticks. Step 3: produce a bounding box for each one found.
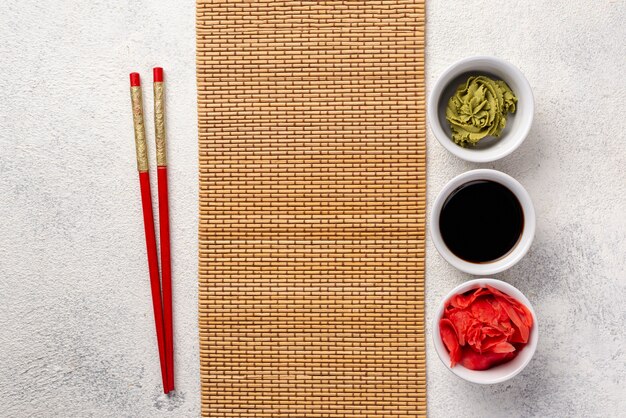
[129,68,174,393]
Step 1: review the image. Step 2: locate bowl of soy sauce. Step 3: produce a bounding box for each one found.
[430,169,535,275]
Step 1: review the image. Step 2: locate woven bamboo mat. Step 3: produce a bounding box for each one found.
[197,1,426,416]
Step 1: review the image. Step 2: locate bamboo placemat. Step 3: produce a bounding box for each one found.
[197,1,426,416]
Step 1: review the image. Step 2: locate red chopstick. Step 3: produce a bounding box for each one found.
[129,72,169,393]
[153,67,175,391]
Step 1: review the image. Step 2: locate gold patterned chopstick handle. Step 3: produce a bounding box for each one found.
[153,72,167,166]
[130,83,149,172]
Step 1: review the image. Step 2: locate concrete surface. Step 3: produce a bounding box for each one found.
[0,1,624,417]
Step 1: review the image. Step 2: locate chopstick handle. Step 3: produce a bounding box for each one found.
[130,73,169,393]
[153,68,167,167]
[130,74,149,172]
[153,67,175,391]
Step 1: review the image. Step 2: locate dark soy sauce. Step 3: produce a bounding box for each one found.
[439,180,524,263]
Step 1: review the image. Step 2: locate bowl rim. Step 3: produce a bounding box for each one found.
[432,278,539,384]
[428,55,534,163]
[430,169,535,275]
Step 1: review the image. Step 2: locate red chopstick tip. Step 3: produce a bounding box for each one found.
[130,72,141,86]
[153,67,163,82]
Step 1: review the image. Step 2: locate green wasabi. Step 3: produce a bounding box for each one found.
[446,75,517,147]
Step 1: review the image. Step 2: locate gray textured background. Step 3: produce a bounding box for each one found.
[0,1,624,417]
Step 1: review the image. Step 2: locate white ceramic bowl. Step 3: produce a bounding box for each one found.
[433,278,538,384]
[428,56,534,163]
[430,169,535,275]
